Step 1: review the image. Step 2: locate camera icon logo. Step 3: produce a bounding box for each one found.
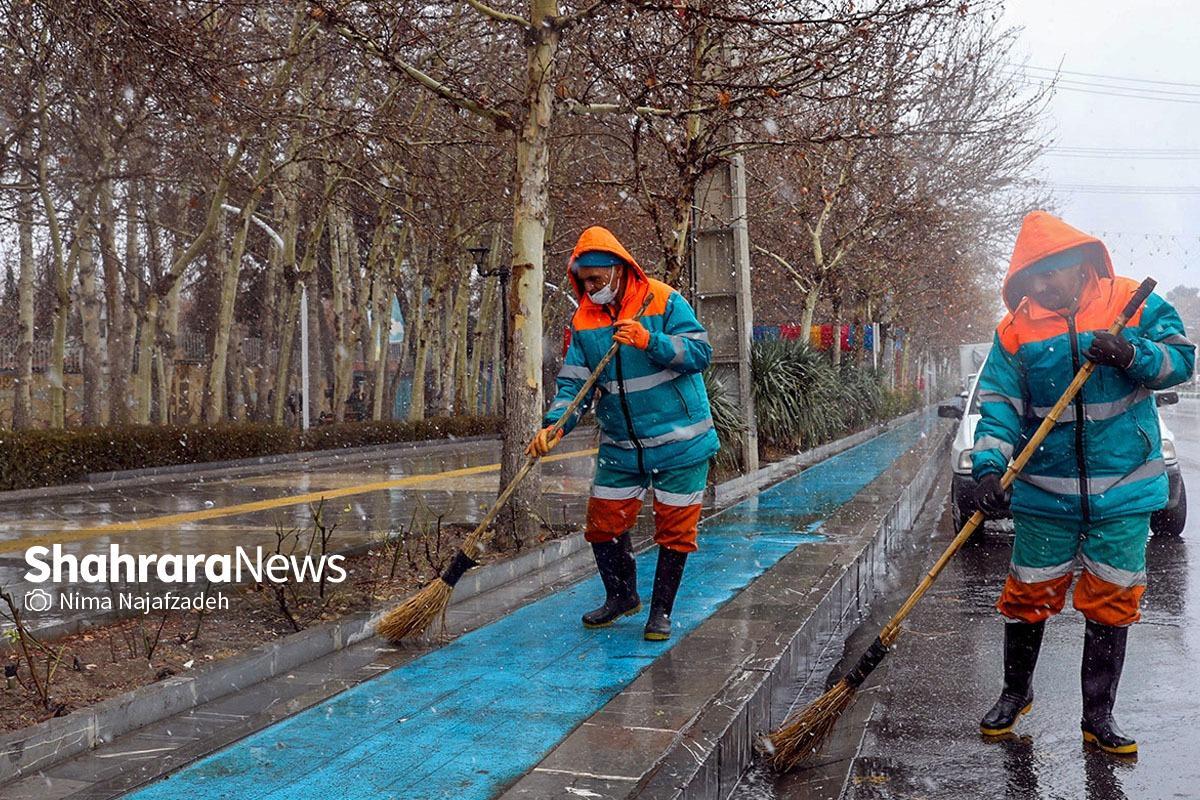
[24,589,53,613]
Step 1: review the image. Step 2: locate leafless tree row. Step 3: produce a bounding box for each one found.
[0,1,1046,541]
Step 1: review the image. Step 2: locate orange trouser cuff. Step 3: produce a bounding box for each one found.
[996,573,1072,623]
[651,500,701,553]
[585,497,642,543]
[585,497,701,553]
[1073,570,1145,627]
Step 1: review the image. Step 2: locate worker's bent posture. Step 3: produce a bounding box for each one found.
[972,211,1195,755]
[527,225,719,641]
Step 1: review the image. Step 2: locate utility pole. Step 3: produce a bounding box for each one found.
[691,152,759,472]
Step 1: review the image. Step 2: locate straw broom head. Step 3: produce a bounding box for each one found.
[376,577,453,643]
[761,636,889,771]
[759,678,856,771]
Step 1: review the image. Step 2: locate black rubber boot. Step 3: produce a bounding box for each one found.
[581,533,641,628]
[643,547,687,641]
[1081,620,1137,756]
[980,620,1045,736]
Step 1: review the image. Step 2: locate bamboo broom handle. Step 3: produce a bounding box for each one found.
[462,292,655,556]
[878,277,1156,647]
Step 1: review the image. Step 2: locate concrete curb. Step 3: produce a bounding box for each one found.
[0,414,926,786]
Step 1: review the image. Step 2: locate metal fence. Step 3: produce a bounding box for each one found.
[0,337,83,374]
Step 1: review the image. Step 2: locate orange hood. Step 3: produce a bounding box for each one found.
[567,226,649,299]
[1003,211,1114,312]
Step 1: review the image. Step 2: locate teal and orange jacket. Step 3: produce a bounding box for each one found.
[544,226,720,474]
[973,211,1196,521]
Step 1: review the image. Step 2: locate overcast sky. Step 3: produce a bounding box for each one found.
[1001,0,1200,295]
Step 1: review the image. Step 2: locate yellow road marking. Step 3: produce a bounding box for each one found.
[0,448,598,554]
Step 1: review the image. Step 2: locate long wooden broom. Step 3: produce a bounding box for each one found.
[760,277,1157,771]
[377,293,655,643]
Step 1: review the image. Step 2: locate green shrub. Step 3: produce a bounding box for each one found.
[749,339,907,456]
[703,370,746,472]
[0,416,503,491]
[877,384,921,420]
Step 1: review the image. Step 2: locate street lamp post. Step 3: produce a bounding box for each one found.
[469,245,509,413]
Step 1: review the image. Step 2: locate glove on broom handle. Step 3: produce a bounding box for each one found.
[877,277,1156,648]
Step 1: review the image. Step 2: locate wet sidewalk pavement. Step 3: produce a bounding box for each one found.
[70,415,940,800]
[744,404,1200,800]
[0,434,599,633]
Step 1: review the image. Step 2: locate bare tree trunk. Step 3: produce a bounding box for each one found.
[800,278,822,336]
[372,214,408,420]
[78,224,104,425]
[407,273,430,422]
[274,179,332,425]
[489,307,503,414]
[467,275,496,416]
[47,249,70,428]
[269,170,301,424]
[12,134,35,429]
[429,303,446,414]
[466,227,502,416]
[449,268,470,414]
[660,19,708,286]
[204,204,240,422]
[135,140,246,422]
[328,204,352,422]
[158,274,182,422]
[500,0,560,546]
[38,144,89,428]
[368,281,387,420]
[665,179,695,286]
[358,262,381,419]
[311,280,329,421]
[133,183,162,424]
[369,263,392,421]
[253,189,285,421]
[227,324,245,421]
[97,142,131,424]
[271,282,300,425]
[135,293,159,424]
[348,213,381,419]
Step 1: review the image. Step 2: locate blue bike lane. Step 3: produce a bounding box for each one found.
[125,415,932,800]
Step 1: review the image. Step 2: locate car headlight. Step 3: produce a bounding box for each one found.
[1161,438,1177,463]
[957,450,974,472]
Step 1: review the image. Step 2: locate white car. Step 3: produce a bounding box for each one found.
[941,371,1186,536]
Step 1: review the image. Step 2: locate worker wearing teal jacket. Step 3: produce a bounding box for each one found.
[526,225,719,641]
[972,211,1195,755]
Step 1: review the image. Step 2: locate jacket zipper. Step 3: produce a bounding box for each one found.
[607,305,645,472]
[1067,313,1091,523]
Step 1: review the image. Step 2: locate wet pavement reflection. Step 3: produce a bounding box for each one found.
[738,404,1200,799]
[0,436,598,631]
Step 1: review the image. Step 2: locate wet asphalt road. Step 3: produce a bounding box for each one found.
[743,402,1200,800]
[0,435,598,631]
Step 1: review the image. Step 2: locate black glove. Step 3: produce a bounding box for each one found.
[1086,331,1135,369]
[974,473,1011,516]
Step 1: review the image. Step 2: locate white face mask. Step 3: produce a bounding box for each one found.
[587,268,620,305]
